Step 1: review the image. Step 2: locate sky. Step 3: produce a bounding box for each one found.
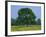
[11,5,41,20]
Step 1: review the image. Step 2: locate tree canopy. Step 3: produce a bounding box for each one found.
[14,8,36,25]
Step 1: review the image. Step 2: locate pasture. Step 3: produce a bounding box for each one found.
[11,25,41,32]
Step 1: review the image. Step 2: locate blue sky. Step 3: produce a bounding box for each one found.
[11,5,41,20]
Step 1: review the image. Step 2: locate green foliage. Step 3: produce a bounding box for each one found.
[36,18,41,25]
[18,8,36,18]
[14,8,36,25]
[11,8,41,26]
[11,18,16,26]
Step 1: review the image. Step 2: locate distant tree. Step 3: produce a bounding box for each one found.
[36,18,41,25]
[11,18,16,26]
[15,8,36,25]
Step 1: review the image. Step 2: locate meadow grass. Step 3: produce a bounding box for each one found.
[11,25,41,32]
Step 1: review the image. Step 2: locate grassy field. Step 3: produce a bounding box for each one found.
[11,25,41,32]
